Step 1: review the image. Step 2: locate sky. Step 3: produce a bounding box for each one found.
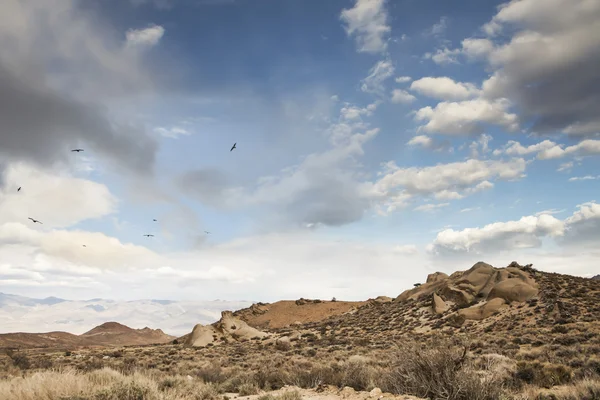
[0,0,599,303]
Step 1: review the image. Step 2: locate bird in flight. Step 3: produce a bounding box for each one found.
[143,234,154,237]
[71,149,84,152]
[17,187,21,192]
[204,231,211,234]
[82,245,87,248]
[28,217,42,224]
[153,219,157,222]
[230,142,237,152]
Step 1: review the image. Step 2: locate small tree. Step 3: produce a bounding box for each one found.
[331,297,337,302]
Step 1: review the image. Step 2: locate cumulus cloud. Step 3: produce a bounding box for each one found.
[391,89,416,104]
[493,139,557,157]
[429,214,565,255]
[429,201,600,255]
[537,140,600,160]
[340,103,378,120]
[125,25,165,48]
[461,38,494,60]
[425,48,462,65]
[340,0,391,54]
[406,135,453,153]
[0,162,116,228]
[373,158,525,206]
[361,59,395,96]
[415,98,519,135]
[410,77,480,101]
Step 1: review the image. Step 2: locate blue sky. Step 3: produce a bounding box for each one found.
[0,0,599,303]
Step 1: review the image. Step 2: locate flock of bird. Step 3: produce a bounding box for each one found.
[21,143,239,245]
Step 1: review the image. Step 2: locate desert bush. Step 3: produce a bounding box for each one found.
[238,383,259,396]
[277,390,303,400]
[514,361,572,388]
[6,349,31,370]
[380,342,504,400]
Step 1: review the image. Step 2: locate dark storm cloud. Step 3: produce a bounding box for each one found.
[0,66,157,175]
[482,0,600,137]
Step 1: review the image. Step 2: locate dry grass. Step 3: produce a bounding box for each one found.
[0,368,220,400]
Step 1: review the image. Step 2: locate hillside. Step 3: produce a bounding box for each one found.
[0,322,175,349]
[266,261,600,346]
[232,298,370,329]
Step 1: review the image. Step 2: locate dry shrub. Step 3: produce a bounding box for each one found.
[277,390,303,400]
[238,382,260,396]
[340,356,376,391]
[380,342,504,400]
[515,361,572,388]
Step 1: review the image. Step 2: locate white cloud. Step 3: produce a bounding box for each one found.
[340,0,391,54]
[125,25,165,48]
[415,98,519,135]
[568,175,598,182]
[430,201,600,255]
[410,77,480,101]
[374,158,525,204]
[340,102,379,120]
[557,162,573,172]
[407,135,433,148]
[469,134,493,159]
[537,140,600,160]
[461,38,494,60]
[414,202,450,213]
[493,139,557,157]
[361,59,395,95]
[429,214,565,255]
[428,47,462,65]
[154,126,192,139]
[393,244,419,255]
[0,162,116,228]
[460,207,481,213]
[429,16,449,36]
[391,89,416,104]
[395,76,412,83]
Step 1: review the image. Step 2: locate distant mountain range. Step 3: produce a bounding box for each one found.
[592,275,600,280]
[0,292,253,337]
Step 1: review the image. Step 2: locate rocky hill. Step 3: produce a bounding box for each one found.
[232,298,369,329]
[0,322,175,349]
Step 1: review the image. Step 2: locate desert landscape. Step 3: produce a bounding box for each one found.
[1,261,599,400]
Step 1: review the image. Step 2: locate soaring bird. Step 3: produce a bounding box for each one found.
[17,187,21,192]
[143,234,154,237]
[153,219,157,222]
[71,149,84,152]
[82,245,87,248]
[204,231,211,235]
[28,217,42,224]
[230,142,237,152]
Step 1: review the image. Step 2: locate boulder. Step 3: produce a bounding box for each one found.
[432,293,449,314]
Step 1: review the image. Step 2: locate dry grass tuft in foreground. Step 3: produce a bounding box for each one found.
[0,368,220,400]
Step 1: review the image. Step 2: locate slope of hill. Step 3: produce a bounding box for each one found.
[0,293,253,336]
[0,321,175,349]
[281,261,600,346]
[592,274,600,280]
[232,298,370,329]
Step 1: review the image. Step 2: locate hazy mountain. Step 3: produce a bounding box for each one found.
[0,292,253,336]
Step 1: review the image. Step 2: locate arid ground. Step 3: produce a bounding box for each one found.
[2,262,600,400]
